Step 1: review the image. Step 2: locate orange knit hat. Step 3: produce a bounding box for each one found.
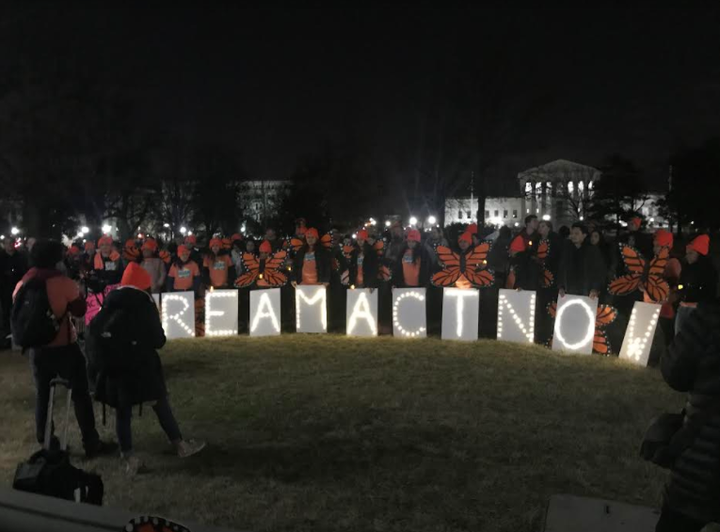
[185,235,197,246]
[357,229,369,240]
[231,233,243,242]
[68,245,81,256]
[509,235,527,253]
[98,236,113,247]
[305,227,319,238]
[687,235,710,256]
[121,262,152,291]
[209,238,222,249]
[177,245,190,256]
[458,232,472,244]
[142,239,158,251]
[259,240,272,253]
[654,229,673,249]
[84,241,95,251]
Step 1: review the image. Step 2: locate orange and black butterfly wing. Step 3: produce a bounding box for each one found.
[320,232,334,250]
[466,267,495,288]
[537,239,549,262]
[547,301,557,319]
[593,330,611,355]
[432,246,462,287]
[222,238,232,250]
[644,247,670,303]
[125,515,191,532]
[465,242,491,269]
[262,250,288,286]
[285,237,304,253]
[595,304,618,328]
[159,250,171,264]
[541,267,554,288]
[234,253,260,287]
[619,245,646,275]
[608,245,645,296]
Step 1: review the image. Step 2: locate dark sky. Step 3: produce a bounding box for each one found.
[11,6,720,192]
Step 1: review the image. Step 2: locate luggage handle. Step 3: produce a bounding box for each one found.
[44,378,72,451]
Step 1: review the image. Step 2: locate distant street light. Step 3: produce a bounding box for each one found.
[385,220,391,227]
[409,216,418,226]
[163,223,170,228]
[102,224,112,234]
[427,215,437,225]
[81,226,90,234]
[180,226,187,235]
[10,227,20,236]
[542,214,551,221]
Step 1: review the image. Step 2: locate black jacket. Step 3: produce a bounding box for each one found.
[0,250,29,293]
[349,243,379,288]
[392,244,430,288]
[88,286,167,409]
[293,246,332,284]
[679,256,718,304]
[661,301,720,522]
[557,240,607,296]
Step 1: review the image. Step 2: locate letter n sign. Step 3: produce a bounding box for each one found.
[497,289,536,344]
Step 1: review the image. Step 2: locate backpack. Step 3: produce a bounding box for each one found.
[87,305,139,374]
[11,277,64,348]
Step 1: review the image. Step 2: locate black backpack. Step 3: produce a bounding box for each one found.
[11,277,64,348]
[87,306,139,374]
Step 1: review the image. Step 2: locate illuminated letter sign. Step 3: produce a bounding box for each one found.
[295,285,327,333]
[250,288,281,337]
[205,289,238,336]
[497,289,536,344]
[161,291,196,339]
[346,289,378,337]
[392,288,427,338]
[441,288,479,341]
[619,302,661,367]
[152,294,161,312]
[551,295,598,354]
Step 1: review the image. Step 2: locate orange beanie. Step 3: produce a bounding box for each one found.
[185,235,197,246]
[467,223,478,235]
[631,216,642,228]
[177,245,190,256]
[458,232,472,244]
[142,239,158,251]
[259,240,272,253]
[305,227,319,238]
[654,229,673,249]
[121,262,152,291]
[209,238,222,249]
[357,230,369,240]
[84,242,95,251]
[68,245,81,256]
[407,229,421,242]
[687,235,710,256]
[98,236,113,247]
[231,233,243,242]
[509,235,527,253]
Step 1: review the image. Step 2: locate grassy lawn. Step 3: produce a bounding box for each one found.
[0,336,687,531]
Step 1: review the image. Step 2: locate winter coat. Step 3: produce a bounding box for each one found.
[349,243,379,288]
[679,256,718,305]
[661,300,720,523]
[557,240,607,296]
[293,246,332,285]
[87,286,167,409]
[392,244,431,288]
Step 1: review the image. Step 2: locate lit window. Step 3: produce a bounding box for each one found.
[512,210,518,218]
[578,181,585,193]
[503,209,508,218]
[588,181,594,190]
[525,182,532,195]
[535,182,542,195]
[568,181,575,194]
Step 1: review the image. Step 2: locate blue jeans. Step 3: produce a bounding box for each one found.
[30,344,100,450]
[115,395,182,455]
[675,305,696,337]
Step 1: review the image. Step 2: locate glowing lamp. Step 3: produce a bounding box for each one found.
[385,220,391,227]
[427,215,437,225]
[542,214,551,221]
[102,224,112,234]
[678,284,684,290]
[81,226,90,235]
[180,226,187,235]
[409,216,418,226]
[11,227,20,236]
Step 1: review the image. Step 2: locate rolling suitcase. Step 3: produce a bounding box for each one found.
[12,377,104,505]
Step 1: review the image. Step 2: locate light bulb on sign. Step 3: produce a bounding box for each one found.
[554,299,595,350]
[295,286,327,332]
[205,290,238,336]
[162,294,195,337]
[392,290,426,338]
[250,291,280,333]
[347,291,377,336]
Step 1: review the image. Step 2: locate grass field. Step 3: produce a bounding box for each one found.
[0,336,690,531]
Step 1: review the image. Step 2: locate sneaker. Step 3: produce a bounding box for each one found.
[85,440,118,459]
[122,455,147,476]
[176,439,206,458]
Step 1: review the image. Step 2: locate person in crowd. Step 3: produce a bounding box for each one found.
[642,229,682,346]
[487,226,512,289]
[292,228,331,286]
[92,236,124,288]
[557,223,607,298]
[230,235,245,275]
[558,225,571,240]
[1,236,29,343]
[140,239,166,294]
[508,221,540,291]
[654,299,720,532]
[453,232,477,290]
[294,218,307,239]
[167,245,201,296]
[519,214,539,246]
[620,215,653,257]
[349,230,379,289]
[14,240,114,456]
[65,245,84,281]
[264,228,283,253]
[535,221,561,343]
[203,238,235,290]
[425,226,450,269]
[675,235,718,335]
[183,235,203,265]
[89,263,205,475]
[589,228,613,276]
[384,221,406,266]
[392,229,430,288]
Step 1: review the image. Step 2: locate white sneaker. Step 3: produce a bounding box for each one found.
[176,439,206,458]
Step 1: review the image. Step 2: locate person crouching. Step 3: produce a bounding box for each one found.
[88,263,205,474]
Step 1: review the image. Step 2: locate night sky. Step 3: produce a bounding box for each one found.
[7,6,720,193]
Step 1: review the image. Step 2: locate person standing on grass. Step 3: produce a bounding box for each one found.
[13,240,115,457]
[92,236,124,287]
[167,245,201,297]
[557,222,606,299]
[675,235,717,335]
[643,230,682,345]
[264,227,283,253]
[203,238,235,290]
[392,229,430,288]
[140,239,166,294]
[1,236,29,344]
[348,230,378,289]
[292,228,331,287]
[653,298,720,532]
[88,263,205,475]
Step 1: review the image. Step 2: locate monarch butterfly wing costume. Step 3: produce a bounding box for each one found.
[465,242,494,288]
[124,516,192,532]
[537,239,554,287]
[593,305,617,355]
[159,250,172,265]
[222,238,232,251]
[234,253,260,287]
[644,247,670,303]
[123,242,140,262]
[431,246,462,287]
[608,245,645,296]
[259,250,288,287]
